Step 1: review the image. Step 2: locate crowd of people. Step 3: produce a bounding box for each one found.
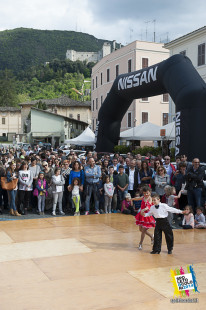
[0,146,205,232]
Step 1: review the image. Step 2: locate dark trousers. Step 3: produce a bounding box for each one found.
[153,218,174,252]
[19,190,31,212]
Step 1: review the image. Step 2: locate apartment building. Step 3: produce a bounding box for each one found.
[164,26,206,122]
[91,40,170,133]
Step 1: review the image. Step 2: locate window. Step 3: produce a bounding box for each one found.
[96,98,98,110]
[141,97,148,102]
[92,79,94,90]
[162,113,169,126]
[76,123,78,129]
[96,76,98,88]
[101,72,103,85]
[92,100,94,111]
[116,65,119,77]
[2,133,6,137]
[128,59,132,73]
[163,93,169,103]
[180,50,186,56]
[127,112,132,128]
[101,95,103,105]
[2,118,5,125]
[142,112,148,124]
[198,43,205,66]
[107,69,110,82]
[77,114,80,121]
[69,114,73,118]
[142,58,149,68]
[92,119,95,130]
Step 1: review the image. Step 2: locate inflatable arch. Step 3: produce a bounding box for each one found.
[95,54,206,162]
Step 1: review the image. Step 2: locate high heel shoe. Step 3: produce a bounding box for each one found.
[150,250,160,254]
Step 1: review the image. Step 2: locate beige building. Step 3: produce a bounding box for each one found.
[30,108,88,146]
[66,42,112,63]
[0,107,22,141]
[20,96,91,133]
[164,26,206,122]
[91,40,170,134]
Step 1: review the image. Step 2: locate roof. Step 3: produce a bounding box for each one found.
[165,25,206,48]
[31,107,88,126]
[20,96,91,107]
[0,107,21,112]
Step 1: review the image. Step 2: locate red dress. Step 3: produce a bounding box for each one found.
[135,199,156,229]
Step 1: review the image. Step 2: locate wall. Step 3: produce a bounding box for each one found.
[91,40,169,132]
[164,27,206,123]
[0,111,21,137]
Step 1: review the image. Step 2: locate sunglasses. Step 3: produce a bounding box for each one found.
[43,165,48,167]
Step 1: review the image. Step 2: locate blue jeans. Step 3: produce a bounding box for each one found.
[187,188,202,213]
[85,183,99,212]
[38,195,45,212]
[118,190,128,203]
[7,190,17,211]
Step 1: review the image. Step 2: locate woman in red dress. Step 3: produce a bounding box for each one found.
[134,186,155,250]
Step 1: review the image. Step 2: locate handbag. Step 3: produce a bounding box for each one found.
[1,177,18,190]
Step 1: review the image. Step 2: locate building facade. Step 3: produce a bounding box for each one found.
[30,108,88,146]
[91,40,170,135]
[164,26,206,122]
[20,96,91,134]
[0,107,22,141]
[66,42,112,63]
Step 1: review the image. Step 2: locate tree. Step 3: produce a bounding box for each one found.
[35,100,47,110]
[0,69,19,106]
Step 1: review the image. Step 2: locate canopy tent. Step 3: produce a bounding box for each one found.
[160,122,175,140]
[120,121,176,141]
[120,122,161,140]
[65,126,95,146]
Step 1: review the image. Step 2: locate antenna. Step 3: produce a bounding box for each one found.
[153,19,156,42]
[145,21,150,41]
[129,28,133,42]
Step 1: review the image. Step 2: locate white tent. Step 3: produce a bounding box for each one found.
[120,122,161,140]
[65,126,95,146]
[160,122,175,140]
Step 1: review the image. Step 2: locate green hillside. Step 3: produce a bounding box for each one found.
[0,28,114,73]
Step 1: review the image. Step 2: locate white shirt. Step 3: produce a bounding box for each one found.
[128,169,135,190]
[145,203,183,218]
[72,185,80,197]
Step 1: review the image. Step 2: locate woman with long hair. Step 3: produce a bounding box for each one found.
[18,161,33,215]
[154,166,170,199]
[6,161,21,216]
[139,160,153,185]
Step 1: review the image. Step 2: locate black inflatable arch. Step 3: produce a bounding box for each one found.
[95,54,206,162]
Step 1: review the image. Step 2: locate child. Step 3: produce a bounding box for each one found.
[121,193,136,215]
[104,175,114,214]
[194,206,206,228]
[34,171,48,215]
[132,189,143,213]
[135,186,156,250]
[163,185,182,226]
[181,205,194,229]
[141,193,186,254]
[71,177,81,216]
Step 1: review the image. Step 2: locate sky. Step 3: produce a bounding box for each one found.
[0,0,205,45]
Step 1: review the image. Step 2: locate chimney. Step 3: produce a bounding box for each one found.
[112,40,116,51]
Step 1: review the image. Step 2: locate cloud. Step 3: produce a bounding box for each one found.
[0,0,205,45]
